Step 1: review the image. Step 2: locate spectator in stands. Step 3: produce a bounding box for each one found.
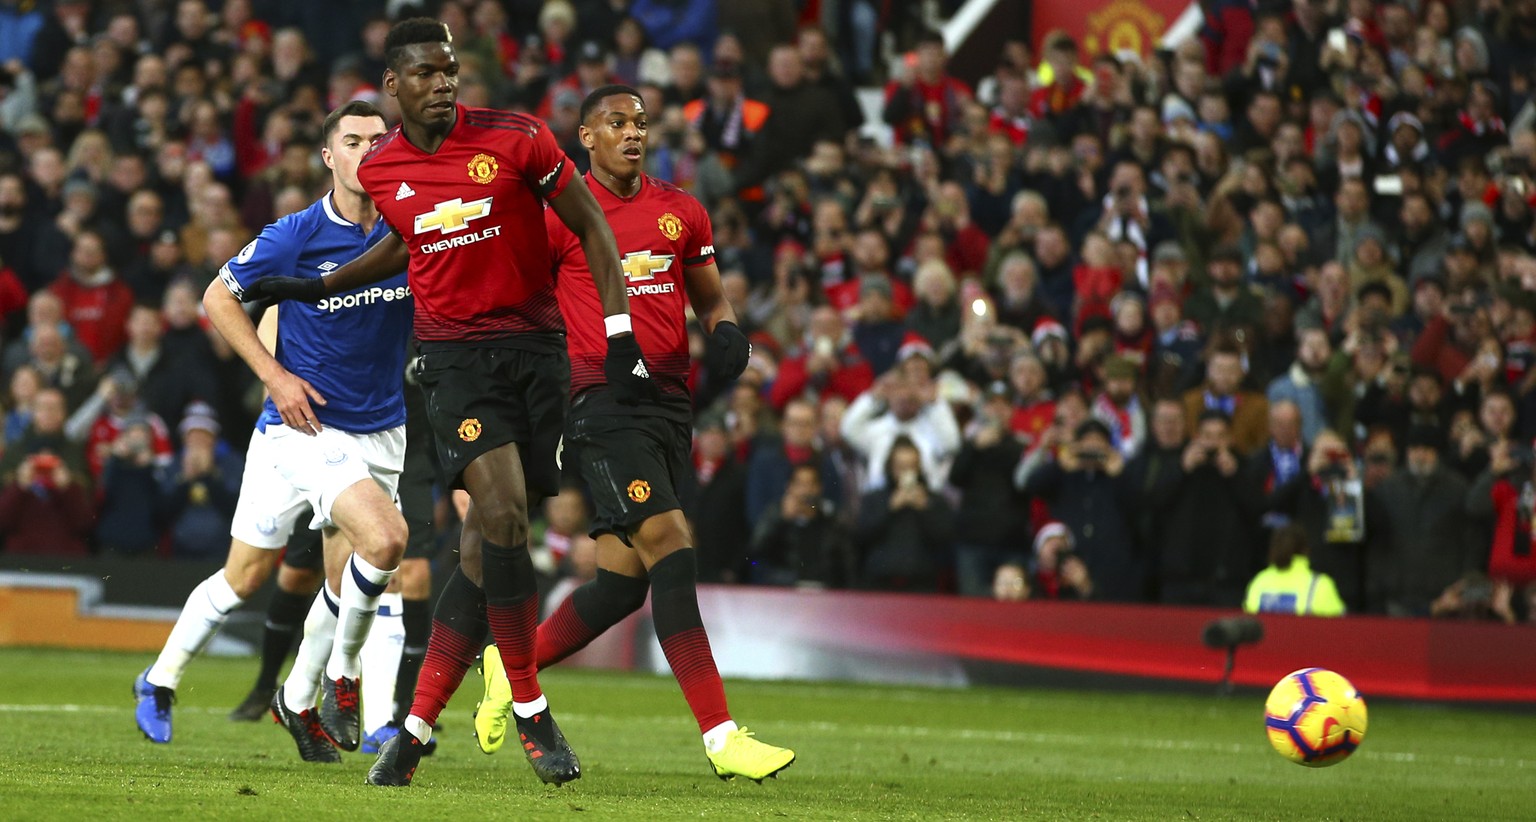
[1464,439,1536,594]
[1182,344,1269,453]
[0,170,64,292]
[748,462,855,588]
[1028,522,1093,600]
[49,229,133,365]
[769,305,875,412]
[991,562,1029,601]
[882,28,971,147]
[906,260,961,352]
[841,366,961,492]
[683,62,766,187]
[1266,427,1377,610]
[93,416,164,555]
[1268,324,1350,444]
[68,365,172,480]
[745,398,841,530]
[1016,418,1139,601]
[1243,523,1346,616]
[682,419,749,583]
[20,322,95,411]
[1184,244,1264,340]
[949,381,1029,596]
[1374,425,1475,615]
[1159,410,1261,607]
[797,26,863,132]
[160,403,239,559]
[855,435,954,591]
[0,387,92,556]
[850,275,907,376]
[1091,355,1145,459]
[735,43,845,194]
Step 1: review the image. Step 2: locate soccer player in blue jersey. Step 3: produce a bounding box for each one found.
[133,101,413,763]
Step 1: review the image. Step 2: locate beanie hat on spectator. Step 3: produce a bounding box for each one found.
[178,401,220,439]
[1328,110,1377,156]
[1152,241,1186,265]
[1461,202,1497,233]
[1031,319,1068,348]
[1033,521,1074,557]
[1209,243,1244,265]
[859,274,893,300]
[897,331,935,364]
[1160,95,1196,127]
[1405,424,1445,453]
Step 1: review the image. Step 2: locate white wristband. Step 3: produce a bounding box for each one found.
[604,314,632,337]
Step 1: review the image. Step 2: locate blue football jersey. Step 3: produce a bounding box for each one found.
[219,192,411,434]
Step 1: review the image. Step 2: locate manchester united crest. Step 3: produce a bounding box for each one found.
[657,212,682,241]
[627,479,651,503]
[458,418,483,442]
[467,153,499,184]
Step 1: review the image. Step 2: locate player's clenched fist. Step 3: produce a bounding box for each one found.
[604,332,660,405]
[706,320,751,380]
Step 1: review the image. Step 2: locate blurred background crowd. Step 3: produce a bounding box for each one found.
[2,0,1536,624]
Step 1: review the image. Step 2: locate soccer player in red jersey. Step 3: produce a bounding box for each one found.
[473,85,794,781]
[242,19,653,787]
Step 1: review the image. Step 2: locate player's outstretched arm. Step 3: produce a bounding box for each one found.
[241,231,409,303]
[203,278,328,434]
[684,261,750,380]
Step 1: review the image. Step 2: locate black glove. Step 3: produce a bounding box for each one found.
[604,332,660,405]
[240,276,326,303]
[706,320,751,379]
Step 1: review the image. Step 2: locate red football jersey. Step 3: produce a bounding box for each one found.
[358,104,574,346]
[548,173,713,420]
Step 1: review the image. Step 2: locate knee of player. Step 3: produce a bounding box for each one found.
[276,565,321,596]
[396,557,431,593]
[633,513,693,559]
[474,496,530,543]
[368,516,411,564]
[227,564,271,599]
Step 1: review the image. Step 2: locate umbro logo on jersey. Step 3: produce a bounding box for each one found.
[631,360,650,379]
[317,261,338,272]
[395,182,415,200]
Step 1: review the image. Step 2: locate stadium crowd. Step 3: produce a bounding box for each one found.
[2,0,1536,624]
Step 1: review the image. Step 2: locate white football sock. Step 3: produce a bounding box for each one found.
[512,694,548,720]
[703,720,739,753]
[325,554,396,681]
[359,592,404,735]
[404,714,432,744]
[147,571,244,690]
[282,585,338,712]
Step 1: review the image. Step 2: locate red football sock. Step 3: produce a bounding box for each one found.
[650,549,730,734]
[407,568,485,726]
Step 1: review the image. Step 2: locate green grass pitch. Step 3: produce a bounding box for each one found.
[0,647,1531,820]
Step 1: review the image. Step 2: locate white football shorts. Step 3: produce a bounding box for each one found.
[230,422,406,549]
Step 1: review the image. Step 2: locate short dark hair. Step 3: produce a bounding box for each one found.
[384,17,450,70]
[322,100,387,145]
[579,84,643,125]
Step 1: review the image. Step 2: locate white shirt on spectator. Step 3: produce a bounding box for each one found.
[839,388,962,491]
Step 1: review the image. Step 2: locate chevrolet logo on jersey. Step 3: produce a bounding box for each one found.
[621,250,674,282]
[414,196,493,234]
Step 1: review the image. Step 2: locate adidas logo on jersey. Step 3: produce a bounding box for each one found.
[395,182,415,200]
[632,361,650,379]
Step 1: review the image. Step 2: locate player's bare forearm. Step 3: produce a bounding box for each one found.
[320,230,409,294]
[551,176,630,318]
[684,262,737,334]
[204,277,286,384]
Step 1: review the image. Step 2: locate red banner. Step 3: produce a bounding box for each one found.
[569,587,1536,704]
[1032,0,1191,58]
